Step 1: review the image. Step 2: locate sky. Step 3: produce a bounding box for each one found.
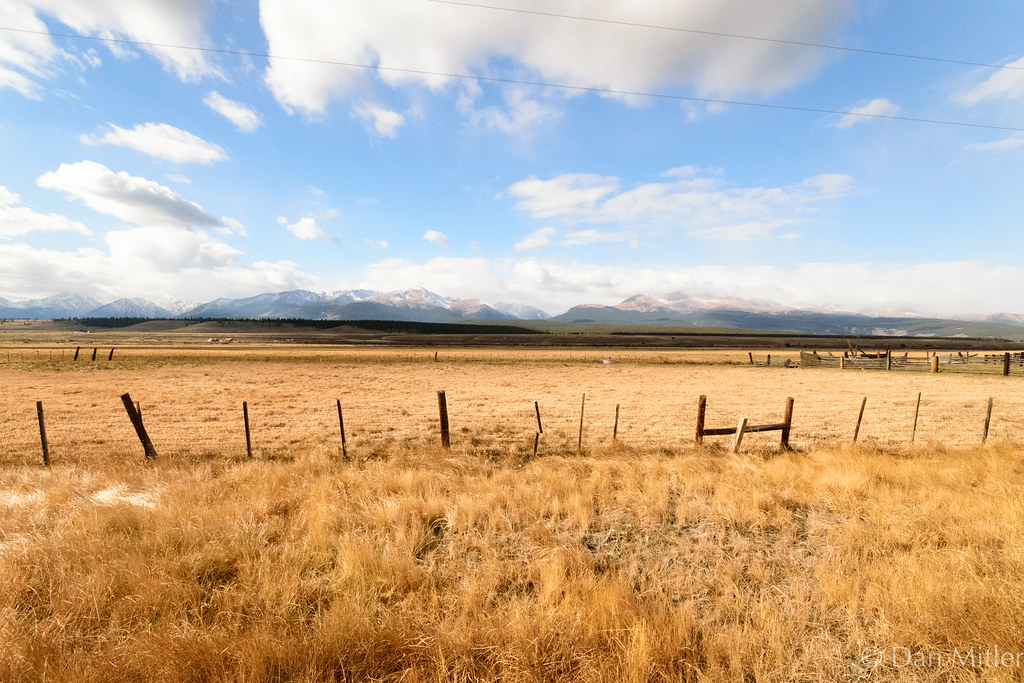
[1,0,1023,316]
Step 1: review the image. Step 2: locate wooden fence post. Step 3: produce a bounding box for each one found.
[732,418,748,453]
[337,399,347,458]
[931,356,939,373]
[748,352,754,365]
[534,401,543,433]
[911,392,921,443]
[437,390,450,449]
[886,349,892,371]
[1004,352,1011,377]
[766,354,771,367]
[840,356,845,370]
[73,346,80,361]
[120,393,157,459]
[853,397,867,443]
[577,393,586,451]
[613,404,620,441]
[91,347,97,361]
[983,397,993,443]
[781,397,794,449]
[242,401,253,458]
[36,401,50,467]
[108,348,114,361]
[695,395,707,444]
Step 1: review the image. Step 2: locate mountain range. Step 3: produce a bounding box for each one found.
[3,289,1024,339]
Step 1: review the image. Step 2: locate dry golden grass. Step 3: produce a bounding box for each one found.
[3,347,1024,681]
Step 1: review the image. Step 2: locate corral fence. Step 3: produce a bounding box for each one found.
[800,350,1024,376]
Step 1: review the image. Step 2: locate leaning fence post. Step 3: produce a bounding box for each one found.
[120,393,157,459]
[732,418,748,453]
[437,390,450,449]
[577,393,586,452]
[91,347,97,361]
[108,348,114,361]
[911,392,922,443]
[73,346,80,361]
[534,401,543,433]
[695,395,707,444]
[853,397,867,443]
[613,403,620,441]
[983,397,994,443]
[36,401,50,467]
[337,399,347,458]
[243,401,252,458]
[781,397,794,449]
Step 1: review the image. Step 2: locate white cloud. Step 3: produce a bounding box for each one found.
[421,229,450,247]
[351,256,1024,317]
[835,98,900,128]
[277,215,337,241]
[560,229,630,247]
[24,0,219,81]
[514,227,555,250]
[965,133,1024,152]
[37,161,230,230]
[457,83,562,135]
[259,0,852,117]
[508,168,852,242]
[81,122,227,164]
[165,173,192,184]
[0,64,42,98]
[363,237,388,249]
[0,185,92,238]
[353,104,405,137]
[956,56,1024,106]
[204,91,263,132]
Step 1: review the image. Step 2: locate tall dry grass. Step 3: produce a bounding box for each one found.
[3,349,1024,680]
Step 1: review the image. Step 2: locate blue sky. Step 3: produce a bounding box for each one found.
[1,0,1023,315]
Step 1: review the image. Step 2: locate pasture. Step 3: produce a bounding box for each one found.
[2,345,1024,681]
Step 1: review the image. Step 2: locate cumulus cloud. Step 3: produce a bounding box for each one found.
[25,0,218,81]
[421,229,450,247]
[0,185,92,238]
[80,122,227,164]
[508,167,852,241]
[835,98,900,128]
[37,160,231,230]
[259,0,852,117]
[514,227,555,250]
[457,83,562,135]
[277,215,337,241]
[204,91,263,132]
[965,133,1024,152]
[363,237,389,249]
[353,104,405,137]
[956,56,1024,106]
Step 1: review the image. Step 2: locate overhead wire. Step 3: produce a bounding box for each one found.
[0,24,1021,132]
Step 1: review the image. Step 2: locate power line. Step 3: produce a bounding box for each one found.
[1,25,1022,132]
[428,0,1024,72]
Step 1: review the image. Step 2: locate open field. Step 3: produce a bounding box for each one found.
[3,346,1024,681]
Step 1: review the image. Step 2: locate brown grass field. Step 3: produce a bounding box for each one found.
[3,345,1024,681]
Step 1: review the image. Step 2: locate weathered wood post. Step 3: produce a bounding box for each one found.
[91,347,97,361]
[1003,352,1011,377]
[840,356,845,370]
[533,432,539,457]
[695,394,707,444]
[577,393,586,451]
[732,418,748,453]
[534,401,543,433]
[748,352,754,365]
[853,397,867,443]
[766,354,771,367]
[781,397,794,449]
[73,346,80,361]
[120,393,157,459]
[36,401,50,467]
[613,403,620,441]
[437,390,450,449]
[243,401,252,458]
[108,348,114,361]
[931,356,939,373]
[337,399,347,458]
[983,397,993,443]
[912,392,921,443]
[886,349,892,371]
